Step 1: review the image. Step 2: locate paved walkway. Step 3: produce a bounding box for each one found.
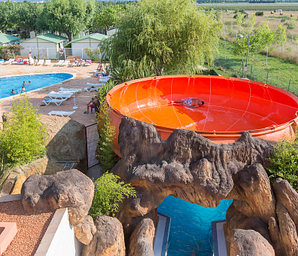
[0,63,102,126]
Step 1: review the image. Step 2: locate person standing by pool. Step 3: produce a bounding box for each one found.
[28,51,34,65]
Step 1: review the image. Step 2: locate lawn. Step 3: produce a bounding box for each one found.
[213,39,298,95]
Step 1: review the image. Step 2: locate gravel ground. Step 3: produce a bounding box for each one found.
[0,200,55,256]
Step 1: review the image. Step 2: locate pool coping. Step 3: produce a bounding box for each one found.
[0,72,76,102]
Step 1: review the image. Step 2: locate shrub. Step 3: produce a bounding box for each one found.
[96,86,120,171]
[255,11,264,16]
[1,45,24,60]
[0,95,47,166]
[89,173,136,219]
[84,47,100,60]
[266,135,298,191]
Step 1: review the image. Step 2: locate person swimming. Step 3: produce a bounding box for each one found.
[11,89,16,94]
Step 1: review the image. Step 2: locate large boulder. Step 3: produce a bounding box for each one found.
[41,115,87,173]
[230,229,275,256]
[21,169,94,225]
[74,215,96,245]
[129,218,155,256]
[81,215,125,256]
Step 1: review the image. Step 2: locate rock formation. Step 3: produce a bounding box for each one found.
[21,169,94,226]
[109,116,298,256]
[41,115,87,173]
[81,215,126,256]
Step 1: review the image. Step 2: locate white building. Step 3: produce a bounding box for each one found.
[20,33,68,60]
[68,33,108,59]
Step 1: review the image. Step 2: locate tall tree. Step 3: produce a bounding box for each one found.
[93,3,122,35]
[0,1,16,32]
[43,0,95,41]
[101,0,221,75]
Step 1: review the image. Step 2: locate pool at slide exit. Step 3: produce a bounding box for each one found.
[0,73,73,99]
[158,196,233,255]
[107,75,298,155]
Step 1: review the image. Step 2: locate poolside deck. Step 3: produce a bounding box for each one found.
[0,63,102,126]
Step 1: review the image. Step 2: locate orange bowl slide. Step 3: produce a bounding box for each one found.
[106,75,298,155]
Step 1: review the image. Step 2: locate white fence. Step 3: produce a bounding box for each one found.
[22,48,101,60]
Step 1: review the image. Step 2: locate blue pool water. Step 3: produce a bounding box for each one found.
[0,73,73,99]
[157,196,233,256]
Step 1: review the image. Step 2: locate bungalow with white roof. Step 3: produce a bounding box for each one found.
[68,33,108,59]
[0,33,20,46]
[20,33,68,60]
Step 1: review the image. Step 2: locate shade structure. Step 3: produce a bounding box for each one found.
[106,75,298,155]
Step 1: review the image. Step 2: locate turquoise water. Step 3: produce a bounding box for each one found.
[157,196,233,256]
[0,73,73,99]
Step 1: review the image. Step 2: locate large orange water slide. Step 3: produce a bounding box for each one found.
[106,75,298,155]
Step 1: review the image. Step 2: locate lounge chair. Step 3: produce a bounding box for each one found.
[48,91,74,100]
[44,60,51,66]
[99,76,112,84]
[61,60,70,67]
[42,97,67,106]
[3,59,14,65]
[54,60,64,67]
[48,111,75,117]
[60,87,82,93]
[0,59,4,65]
[84,84,102,92]
[37,59,44,65]
[12,58,23,65]
[84,60,92,66]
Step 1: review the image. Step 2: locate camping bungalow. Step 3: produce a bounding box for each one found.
[68,33,108,59]
[20,33,68,60]
[0,33,20,46]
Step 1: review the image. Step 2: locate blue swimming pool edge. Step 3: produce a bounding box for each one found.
[0,72,76,102]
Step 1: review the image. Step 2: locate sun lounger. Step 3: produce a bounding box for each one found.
[84,60,92,66]
[37,59,44,65]
[3,59,14,65]
[48,111,75,117]
[44,60,51,66]
[42,98,67,106]
[60,87,82,93]
[0,59,4,65]
[99,76,112,84]
[48,91,74,100]
[54,60,64,67]
[61,60,70,66]
[84,85,102,92]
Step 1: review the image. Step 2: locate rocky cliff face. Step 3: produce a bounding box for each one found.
[110,116,298,256]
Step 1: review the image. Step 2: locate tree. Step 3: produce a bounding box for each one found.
[101,0,221,75]
[1,44,24,60]
[255,22,286,65]
[286,18,297,43]
[43,0,95,41]
[0,95,47,166]
[84,47,100,60]
[93,3,121,35]
[0,1,16,32]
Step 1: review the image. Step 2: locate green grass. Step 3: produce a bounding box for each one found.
[213,39,298,95]
[201,4,298,11]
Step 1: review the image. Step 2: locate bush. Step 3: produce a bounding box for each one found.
[266,135,298,191]
[96,86,120,171]
[255,11,264,16]
[0,95,47,166]
[89,173,136,219]
[84,47,100,60]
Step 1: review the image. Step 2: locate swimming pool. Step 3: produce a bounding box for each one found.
[157,196,233,256]
[0,73,73,99]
